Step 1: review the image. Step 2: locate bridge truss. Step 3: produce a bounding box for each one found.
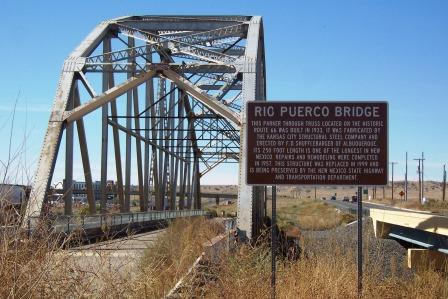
[23,16,266,240]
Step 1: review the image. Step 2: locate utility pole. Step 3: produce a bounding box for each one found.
[443,164,446,202]
[414,158,422,204]
[421,152,425,202]
[405,152,408,202]
[390,162,398,200]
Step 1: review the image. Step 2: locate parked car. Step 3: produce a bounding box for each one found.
[330,196,336,201]
[343,196,349,202]
[321,197,326,200]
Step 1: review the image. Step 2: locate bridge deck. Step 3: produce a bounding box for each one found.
[27,210,209,236]
[326,199,448,254]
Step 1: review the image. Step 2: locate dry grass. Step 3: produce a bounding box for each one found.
[202,245,272,299]
[202,184,448,215]
[203,195,354,231]
[277,251,447,298]
[0,217,224,298]
[1,214,446,298]
[0,225,98,298]
[370,197,448,216]
[129,217,224,298]
[198,230,448,299]
[270,197,355,230]
[203,201,237,218]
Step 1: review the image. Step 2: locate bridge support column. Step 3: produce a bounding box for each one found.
[143,46,152,212]
[100,35,111,214]
[372,220,392,238]
[237,16,266,241]
[193,149,201,210]
[407,249,448,271]
[124,36,135,213]
[64,91,74,215]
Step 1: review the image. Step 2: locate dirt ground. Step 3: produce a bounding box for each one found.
[201,181,445,200]
[201,181,448,215]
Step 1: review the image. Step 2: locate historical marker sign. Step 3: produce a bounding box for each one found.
[246,101,388,185]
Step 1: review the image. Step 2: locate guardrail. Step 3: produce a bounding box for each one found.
[325,200,370,216]
[27,210,209,235]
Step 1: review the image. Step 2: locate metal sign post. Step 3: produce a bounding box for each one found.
[357,186,363,298]
[271,186,277,299]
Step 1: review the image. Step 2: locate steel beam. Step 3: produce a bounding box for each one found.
[237,16,266,240]
[64,89,74,215]
[100,36,111,213]
[73,84,96,214]
[108,70,125,212]
[124,36,135,212]
[84,62,238,74]
[116,16,249,32]
[162,69,240,126]
[157,78,165,210]
[107,120,187,162]
[193,149,201,209]
[143,45,153,211]
[160,82,173,209]
[64,70,156,123]
[130,51,145,212]
[168,86,178,210]
[178,91,186,209]
[71,22,111,57]
[22,70,75,225]
[148,54,160,210]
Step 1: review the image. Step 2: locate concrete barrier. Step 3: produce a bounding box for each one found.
[202,230,235,263]
[370,208,448,238]
[165,229,235,298]
[370,207,448,270]
[407,248,448,271]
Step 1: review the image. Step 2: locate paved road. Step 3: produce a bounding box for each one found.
[73,228,165,253]
[324,199,437,215]
[54,229,165,293]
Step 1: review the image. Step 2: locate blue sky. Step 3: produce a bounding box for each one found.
[0,0,447,185]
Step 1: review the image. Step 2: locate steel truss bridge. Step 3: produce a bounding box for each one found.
[23,16,266,240]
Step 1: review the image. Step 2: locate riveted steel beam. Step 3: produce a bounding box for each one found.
[64,70,156,123]
[22,22,110,226]
[162,69,240,126]
[237,16,266,241]
[116,16,248,32]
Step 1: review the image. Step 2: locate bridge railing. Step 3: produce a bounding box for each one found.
[27,210,209,234]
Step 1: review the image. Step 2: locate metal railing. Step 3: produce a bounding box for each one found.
[28,210,209,234]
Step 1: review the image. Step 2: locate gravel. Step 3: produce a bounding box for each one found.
[301,218,414,280]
